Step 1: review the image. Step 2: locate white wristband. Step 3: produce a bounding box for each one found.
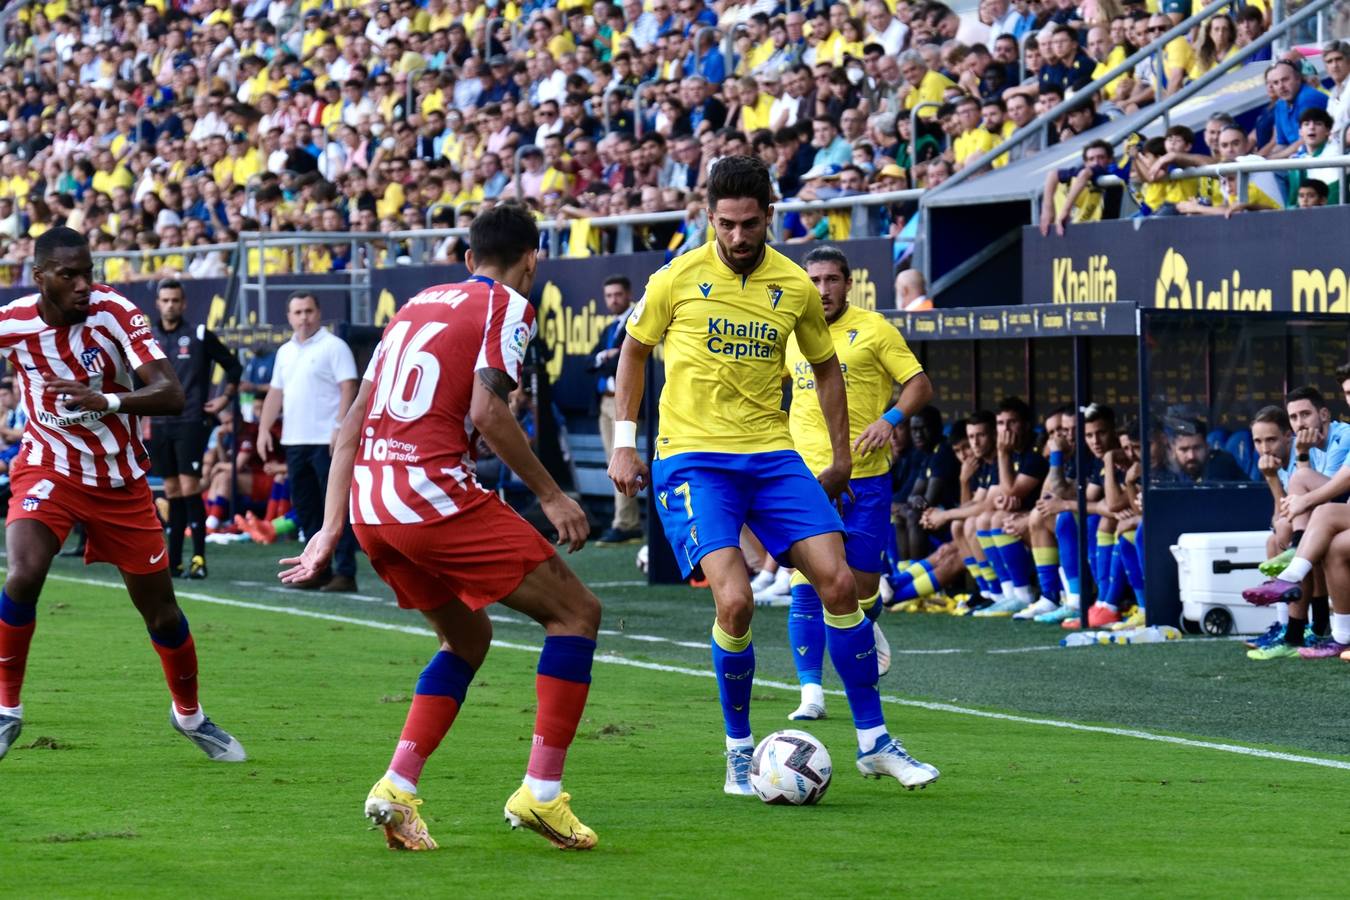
[614,420,638,449]
[102,393,122,414]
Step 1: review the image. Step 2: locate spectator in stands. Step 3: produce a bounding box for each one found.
[951,95,998,169]
[898,49,955,121]
[1286,108,1343,206]
[1190,14,1238,81]
[1324,41,1350,148]
[1267,59,1329,158]
[1039,139,1127,236]
[1297,179,1330,208]
[897,268,931,311]
[1235,6,1273,64]
[1040,25,1096,96]
[1176,124,1283,216]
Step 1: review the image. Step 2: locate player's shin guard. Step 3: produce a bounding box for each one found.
[823,608,885,747]
[389,650,475,788]
[788,579,825,686]
[0,590,37,712]
[1095,531,1118,608]
[994,533,1034,597]
[528,635,596,793]
[977,531,1013,594]
[1055,511,1082,604]
[167,496,187,571]
[1118,528,1145,608]
[711,622,754,742]
[148,613,199,717]
[1033,546,1062,603]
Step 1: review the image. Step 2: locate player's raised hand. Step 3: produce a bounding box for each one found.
[541,492,589,553]
[853,418,895,455]
[608,447,649,497]
[279,529,337,584]
[44,378,106,411]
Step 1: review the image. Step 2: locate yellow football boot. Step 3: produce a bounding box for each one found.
[504,784,598,850]
[364,777,438,851]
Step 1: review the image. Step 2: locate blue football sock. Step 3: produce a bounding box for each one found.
[859,591,883,623]
[893,560,936,601]
[787,584,825,687]
[1086,515,1103,584]
[1119,526,1145,606]
[978,530,1013,590]
[994,534,1034,591]
[1032,546,1062,603]
[711,622,755,740]
[1055,511,1082,597]
[824,609,885,735]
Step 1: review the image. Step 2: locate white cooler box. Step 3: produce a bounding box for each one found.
[1171,531,1278,636]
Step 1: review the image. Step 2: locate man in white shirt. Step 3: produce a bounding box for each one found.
[1324,41,1350,148]
[864,0,908,56]
[258,293,361,592]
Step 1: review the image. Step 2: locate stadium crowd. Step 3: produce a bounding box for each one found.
[0,0,1342,285]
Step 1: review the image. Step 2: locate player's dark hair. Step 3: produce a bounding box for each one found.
[1286,385,1327,410]
[603,274,631,290]
[996,396,1032,424]
[1119,416,1142,442]
[948,416,969,444]
[34,225,88,268]
[158,278,184,294]
[1083,403,1116,427]
[1252,405,1291,431]
[469,202,539,269]
[968,410,996,432]
[1334,361,1350,384]
[916,405,943,437]
[707,155,773,211]
[1050,404,1074,420]
[802,246,850,280]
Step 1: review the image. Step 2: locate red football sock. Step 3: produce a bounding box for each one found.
[152,634,200,716]
[264,497,279,520]
[388,695,462,786]
[526,674,591,781]
[0,619,36,708]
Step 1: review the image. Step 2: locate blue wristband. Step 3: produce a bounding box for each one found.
[882,408,906,427]
[1050,451,1064,468]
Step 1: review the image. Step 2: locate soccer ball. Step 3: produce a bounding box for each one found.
[750,729,832,806]
[635,544,649,573]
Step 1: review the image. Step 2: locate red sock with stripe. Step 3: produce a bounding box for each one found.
[387,651,475,790]
[525,636,596,801]
[149,614,200,719]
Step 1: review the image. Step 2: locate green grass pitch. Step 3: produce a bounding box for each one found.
[2,541,1348,897]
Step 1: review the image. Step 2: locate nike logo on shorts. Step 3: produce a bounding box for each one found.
[149,549,167,565]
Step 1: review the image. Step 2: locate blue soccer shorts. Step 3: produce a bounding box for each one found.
[839,472,893,575]
[650,450,845,578]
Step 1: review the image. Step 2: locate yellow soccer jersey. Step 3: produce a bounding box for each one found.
[785,305,923,478]
[626,241,834,458]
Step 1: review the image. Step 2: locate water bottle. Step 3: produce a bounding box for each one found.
[1114,625,1182,644]
[1060,631,1109,647]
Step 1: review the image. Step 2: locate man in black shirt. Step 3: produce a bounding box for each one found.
[149,280,243,579]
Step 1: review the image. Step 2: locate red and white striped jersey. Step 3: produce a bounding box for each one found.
[351,275,535,525]
[0,287,166,488]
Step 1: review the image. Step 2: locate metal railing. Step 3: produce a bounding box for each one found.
[918,0,1336,282]
[1096,153,1350,205]
[90,242,236,280]
[771,187,923,240]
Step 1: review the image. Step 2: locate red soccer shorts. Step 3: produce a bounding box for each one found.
[354,495,557,611]
[7,461,169,575]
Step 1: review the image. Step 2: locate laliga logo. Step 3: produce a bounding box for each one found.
[1154,247,1272,311]
[1155,248,1191,309]
[537,282,566,382]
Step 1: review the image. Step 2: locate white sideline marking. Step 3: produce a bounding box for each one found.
[589,580,648,588]
[30,571,1350,773]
